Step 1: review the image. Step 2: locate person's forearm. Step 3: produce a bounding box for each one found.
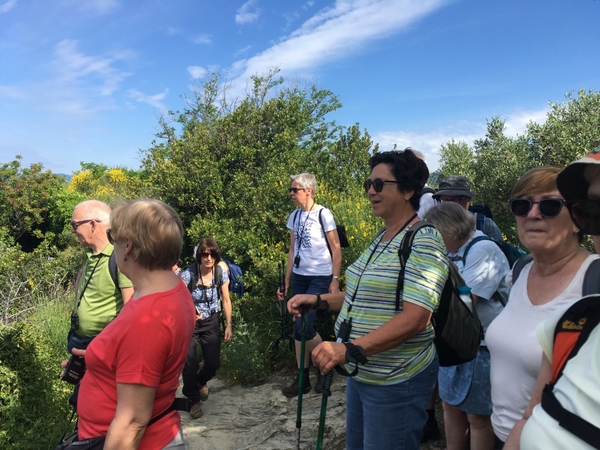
[353,303,431,356]
[104,418,146,450]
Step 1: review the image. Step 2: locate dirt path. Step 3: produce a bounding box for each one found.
[178,373,446,450]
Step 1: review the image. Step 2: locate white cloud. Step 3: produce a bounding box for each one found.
[52,39,130,96]
[236,0,260,25]
[193,34,212,45]
[187,66,207,79]
[233,45,252,58]
[0,85,26,100]
[230,0,448,90]
[371,106,550,172]
[0,0,17,14]
[166,27,182,36]
[127,88,168,110]
[503,108,548,136]
[61,0,119,15]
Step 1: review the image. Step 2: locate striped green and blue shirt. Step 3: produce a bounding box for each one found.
[335,224,448,385]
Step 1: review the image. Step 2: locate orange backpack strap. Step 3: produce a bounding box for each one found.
[541,295,600,448]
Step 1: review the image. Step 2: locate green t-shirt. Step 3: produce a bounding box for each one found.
[75,244,133,338]
[335,225,448,385]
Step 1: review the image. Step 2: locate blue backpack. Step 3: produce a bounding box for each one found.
[223,259,244,297]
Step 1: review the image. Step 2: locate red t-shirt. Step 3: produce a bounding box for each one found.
[78,281,195,449]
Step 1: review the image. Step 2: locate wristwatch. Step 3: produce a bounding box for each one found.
[344,342,368,364]
[332,275,340,280]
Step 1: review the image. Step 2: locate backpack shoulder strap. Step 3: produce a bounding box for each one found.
[512,254,533,284]
[396,221,436,311]
[461,235,492,266]
[108,251,119,289]
[318,208,334,257]
[475,213,485,232]
[582,258,600,296]
[215,264,223,299]
[187,263,198,293]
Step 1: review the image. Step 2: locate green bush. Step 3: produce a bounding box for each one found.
[0,320,72,449]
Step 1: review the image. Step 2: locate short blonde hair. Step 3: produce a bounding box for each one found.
[110,198,184,270]
[511,166,562,199]
[423,202,475,242]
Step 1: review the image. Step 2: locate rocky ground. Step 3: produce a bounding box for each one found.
[179,371,446,450]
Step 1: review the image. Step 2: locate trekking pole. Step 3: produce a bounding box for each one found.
[296,306,310,450]
[315,371,334,450]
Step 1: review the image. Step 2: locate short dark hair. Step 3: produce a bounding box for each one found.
[369,149,429,210]
[195,238,222,265]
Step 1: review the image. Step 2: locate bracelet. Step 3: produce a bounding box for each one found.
[311,294,330,311]
[226,321,232,325]
[344,342,368,364]
[311,294,322,310]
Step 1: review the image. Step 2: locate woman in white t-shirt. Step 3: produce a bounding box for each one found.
[277,172,342,397]
[485,166,597,448]
[505,150,600,449]
[425,202,510,450]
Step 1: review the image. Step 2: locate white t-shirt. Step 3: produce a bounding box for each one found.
[448,230,509,344]
[487,254,598,442]
[286,205,336,276]
[520,298,600,449]
[417,188,436,218]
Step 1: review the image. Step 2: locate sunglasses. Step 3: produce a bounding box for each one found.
[289,187,306,194]
[508,198,566,218]
[106,228,115,244]
[200,252,216,259]
[71,219,98,230]
[566,199,600,235]
[363,178,399,193]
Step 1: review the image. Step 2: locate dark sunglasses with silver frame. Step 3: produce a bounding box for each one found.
[508,198,567,218]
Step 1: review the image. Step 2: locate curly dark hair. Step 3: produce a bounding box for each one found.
[368,149,429,210]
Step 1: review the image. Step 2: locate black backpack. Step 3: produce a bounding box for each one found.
[397,221,483,367]
[540,294,600,448]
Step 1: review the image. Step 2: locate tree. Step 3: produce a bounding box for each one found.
[0,157,68,251]
[437,90,600,244]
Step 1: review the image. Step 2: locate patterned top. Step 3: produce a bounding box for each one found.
[180,265,229,319]
[334,224,448,385]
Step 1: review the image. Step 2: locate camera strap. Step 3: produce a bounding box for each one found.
[73,257,101,313]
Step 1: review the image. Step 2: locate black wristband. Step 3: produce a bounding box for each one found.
[311,294,322,310]
[344,342,368,364]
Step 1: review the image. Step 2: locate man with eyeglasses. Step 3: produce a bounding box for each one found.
[432,176,504,242]
[68,200,133,354]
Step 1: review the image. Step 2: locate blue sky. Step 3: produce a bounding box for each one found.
[1,0,598,176]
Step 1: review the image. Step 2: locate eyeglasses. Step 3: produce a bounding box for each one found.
[508,198,567,218]
[106,229,115,244]
[289,187,306,194]
[71,219,99,231]
[200,252,215,259]
[437,196,469,204]
[566,199,600,235]
[363,178,399,193]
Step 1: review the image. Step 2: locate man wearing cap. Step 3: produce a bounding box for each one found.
[504,148,600,449]
[433,176,504,242]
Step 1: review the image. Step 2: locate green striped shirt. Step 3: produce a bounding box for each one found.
[335,224,448,385]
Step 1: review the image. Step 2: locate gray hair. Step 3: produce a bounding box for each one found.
[423,202,475,242]
[290,173,317,198]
